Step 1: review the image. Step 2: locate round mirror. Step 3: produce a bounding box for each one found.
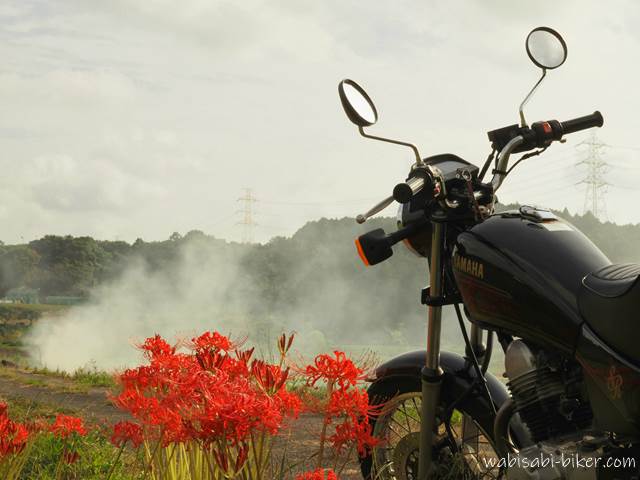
[338,79,378,127]
[526,27,567,70]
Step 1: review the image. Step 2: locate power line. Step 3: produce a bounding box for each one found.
[576,132,610,220]
[236,188,258,243]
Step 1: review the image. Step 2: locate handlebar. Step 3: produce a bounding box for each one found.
[357,110,605,223]
[393,176,425,204]
[561,111,604,135]
[491,110,604,192]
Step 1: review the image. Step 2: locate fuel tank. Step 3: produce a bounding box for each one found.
[453,206,610,353]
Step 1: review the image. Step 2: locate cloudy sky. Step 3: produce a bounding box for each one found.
[1,0,639,243]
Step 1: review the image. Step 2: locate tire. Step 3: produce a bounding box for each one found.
[359,376,503,480]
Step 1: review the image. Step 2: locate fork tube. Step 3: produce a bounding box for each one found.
[418,221,445,480]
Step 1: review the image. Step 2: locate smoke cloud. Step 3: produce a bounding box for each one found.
[23,223,449,371]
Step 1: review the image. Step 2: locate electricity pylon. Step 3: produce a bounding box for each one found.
[576,132,609,220]
[237,188,258,243]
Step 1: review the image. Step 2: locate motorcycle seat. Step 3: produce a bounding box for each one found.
[578,263,640,361]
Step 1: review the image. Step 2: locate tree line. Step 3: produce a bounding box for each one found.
[1,205,638,300]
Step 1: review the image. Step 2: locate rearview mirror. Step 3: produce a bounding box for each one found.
[338,79,378,127]
[519,26,568,127]
[526,27,567,70]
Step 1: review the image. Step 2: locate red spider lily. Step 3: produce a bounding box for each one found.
[49,414,87,439]
[329,417,379,455]
[110,331,376,478]
[326,388,377,422]
[112,332,302,448]
[295,468,338,480]
[139,334,176,359]
[305,351,363,388]
[251,359,290,392]
[278,332,296,357]
[235,347,255,365]
[195,349,228,371]
[110,421,144,448]
[0,407,29,458]
[191,331,236,352]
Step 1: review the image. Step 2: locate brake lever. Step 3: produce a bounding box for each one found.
[356,195,395,224]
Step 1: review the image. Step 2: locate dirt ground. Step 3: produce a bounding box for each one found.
[0,366,363,479]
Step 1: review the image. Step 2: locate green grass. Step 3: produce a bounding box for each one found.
[29,365,116,388]
[19,429,143,480]
[0,303,68,314]
[1,397,142,479]
[0,395,77,421]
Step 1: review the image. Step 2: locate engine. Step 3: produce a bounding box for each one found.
[503,341,640,479]
[505,339,593,443]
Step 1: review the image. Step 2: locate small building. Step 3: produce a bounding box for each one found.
[4,287,40,304]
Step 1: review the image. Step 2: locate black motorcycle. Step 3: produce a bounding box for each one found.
[337,27,640,480]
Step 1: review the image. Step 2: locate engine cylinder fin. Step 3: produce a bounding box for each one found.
[507,363,593,443]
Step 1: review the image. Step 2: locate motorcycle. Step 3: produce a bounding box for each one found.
[337,27,640,480]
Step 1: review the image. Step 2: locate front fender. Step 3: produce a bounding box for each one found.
[372,349,531,447]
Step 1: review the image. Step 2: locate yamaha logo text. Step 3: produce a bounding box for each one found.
[454,255,485,280]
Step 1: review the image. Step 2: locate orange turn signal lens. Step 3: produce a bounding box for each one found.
[354,237,370,266]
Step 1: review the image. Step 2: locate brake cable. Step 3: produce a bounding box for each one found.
[504,146,548,176]
[478,148,496,182]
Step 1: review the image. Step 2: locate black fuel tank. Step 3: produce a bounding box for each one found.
[453,207,610,353]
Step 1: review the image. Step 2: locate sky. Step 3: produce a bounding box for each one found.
[1,0,639,244]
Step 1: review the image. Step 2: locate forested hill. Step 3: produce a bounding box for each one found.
[1,204,638,305]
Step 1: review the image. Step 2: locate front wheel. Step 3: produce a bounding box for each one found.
[359,377,503,480]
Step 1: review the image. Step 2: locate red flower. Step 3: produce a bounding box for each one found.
[251,359,289,392]
[305,351,363,388]
[192,331,234,352]
[49,414,87,438]
[295,468,338,480]
[139,334,175,359]
[277,332,296,356]
[329,417,379,455]
[326,388,371,421]
[111,421,144,448]
[0,407,29,458]
[112,331,303,449]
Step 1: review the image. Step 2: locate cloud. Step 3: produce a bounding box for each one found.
[0,0,638,244]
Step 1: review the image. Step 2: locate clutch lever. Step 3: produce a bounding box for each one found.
[356,195,395,224]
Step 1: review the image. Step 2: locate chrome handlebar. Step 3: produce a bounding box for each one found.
[490,135,525,192]
[356,135,525,223]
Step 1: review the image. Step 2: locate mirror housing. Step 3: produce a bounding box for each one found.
[338,79,378,127]
[337,78,424,166]
[519,26,568,127]
[526,27,568,70]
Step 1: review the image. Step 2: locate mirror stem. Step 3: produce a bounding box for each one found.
[518,69,547,127]
[358,126,424,166]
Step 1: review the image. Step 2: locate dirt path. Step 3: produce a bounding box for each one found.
[0,367,362,479]
[0,369,128,422]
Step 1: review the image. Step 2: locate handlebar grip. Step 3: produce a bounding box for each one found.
[393,177,425,204]
[561,111,604,135]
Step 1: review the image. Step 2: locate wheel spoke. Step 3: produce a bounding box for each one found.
[370,391,504,480]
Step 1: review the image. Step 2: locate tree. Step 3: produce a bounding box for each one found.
[0,246,40,296]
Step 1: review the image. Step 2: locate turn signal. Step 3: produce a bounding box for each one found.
[354,229,393,266]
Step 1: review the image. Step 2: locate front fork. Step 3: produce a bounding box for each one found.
[418,221,485,479]
[418,221,445,479]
